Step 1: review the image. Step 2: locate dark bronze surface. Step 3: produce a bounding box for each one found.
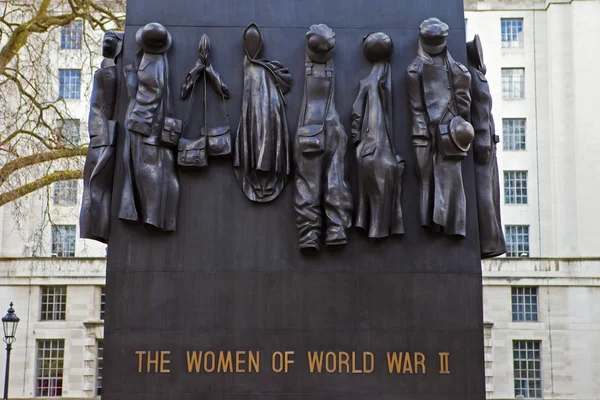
[80,31,123,243]
[104,2,485,398]
[352,32,405,239]
[467,35,506,258]
[406,17,473,237]
[118,22,180,231]
[233,23,292,203]
[293,24,353,251]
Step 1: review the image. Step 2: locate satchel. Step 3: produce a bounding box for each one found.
[297,125,325,155]
[201,125,231,157]
[160,116,183,148]
[177,136,207,168]
[177,66,231,169]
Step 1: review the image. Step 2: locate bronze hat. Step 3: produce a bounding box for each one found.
[136,22,172,54]
[362,32,393,62]
[449,116,475,152]
[419,17,448,54]
[467,34,486,73]
[306,24,335,63]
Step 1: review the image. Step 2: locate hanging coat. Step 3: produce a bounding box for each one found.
[119,52,180,231]
[469,65,506,257]
[80,62,118,243]
[351,62,404,238]
[233,29,292,203]
[407,43,472,237]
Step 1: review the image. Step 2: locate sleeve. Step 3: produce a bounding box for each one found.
[351,81,367,144]
[127,57,164,136]
[406,63,429,147]
[469,71,492,165]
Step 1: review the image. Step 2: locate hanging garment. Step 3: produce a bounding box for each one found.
[352,59,404,239]
[293,52,353,251]
[233,24,292,203]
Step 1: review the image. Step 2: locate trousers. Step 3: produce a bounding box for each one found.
[293,115,353,250]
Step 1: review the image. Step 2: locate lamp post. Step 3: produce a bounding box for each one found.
[2,303,19,400]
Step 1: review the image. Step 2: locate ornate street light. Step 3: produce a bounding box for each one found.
[2,303,19,400]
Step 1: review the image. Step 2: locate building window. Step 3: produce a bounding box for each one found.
[503,119,526,151]
[59,69,81,99]
[501,18,524,48]
[40,286,67,321]
[96,339,104,396]
[505,225,530,257]
[51,225,76,258]
[56,119,80,146]
[53,180,78,205]
[36,339,65,397]
[60,20,83,49]
[513,340,542,398]
[502,68,525,100]
[100,286,105,321]
[504,171,528,204]
[512,287,538,321]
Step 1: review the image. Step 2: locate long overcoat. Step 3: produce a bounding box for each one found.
[469,65,506,257]
[119,52,180,231]
[406,43,472,236]
[351,62,404,238]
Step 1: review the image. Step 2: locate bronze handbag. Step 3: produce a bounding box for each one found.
[177,79,207,168]
[160,55,184,148]
[177,136,207,168]
[161,117,183,147]
[177,70,231,168]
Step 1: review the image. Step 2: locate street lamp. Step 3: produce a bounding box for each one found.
[2,303,19,400]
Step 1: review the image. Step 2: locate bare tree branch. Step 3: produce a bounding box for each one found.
[0,147,87,185]
[0,169,84,207]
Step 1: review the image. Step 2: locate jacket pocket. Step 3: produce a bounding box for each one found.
[297,125,325,155]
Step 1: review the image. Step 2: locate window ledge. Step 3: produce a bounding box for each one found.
[83,320,105,328]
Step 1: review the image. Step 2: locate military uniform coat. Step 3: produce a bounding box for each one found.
[406,43,471,237]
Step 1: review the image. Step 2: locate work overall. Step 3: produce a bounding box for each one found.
[293,56,353,250]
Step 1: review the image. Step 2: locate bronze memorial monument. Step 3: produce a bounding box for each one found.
[86,0,505,398]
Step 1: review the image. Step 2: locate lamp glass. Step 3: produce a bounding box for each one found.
[3,318,19,340]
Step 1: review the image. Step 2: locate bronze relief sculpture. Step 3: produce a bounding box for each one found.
[293,24,353,251]
[233,23,292,202]
[406,18,474,237]
[352,32,404,239]
[178,34,231,168]
[80,31,123,243]
[119,22,181,231]
[467,35,506,257]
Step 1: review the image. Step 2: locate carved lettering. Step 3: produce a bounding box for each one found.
[187,351,259,373]
[147,351,159,373]
[415,352,426,374]
[160,351,170,373]
[135,351,146,373]
[387,352,426,374]
[439,352,450,375]
[307,352,373,374]
[218,352,233,373]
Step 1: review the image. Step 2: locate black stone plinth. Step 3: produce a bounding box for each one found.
[104,1,484,399]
